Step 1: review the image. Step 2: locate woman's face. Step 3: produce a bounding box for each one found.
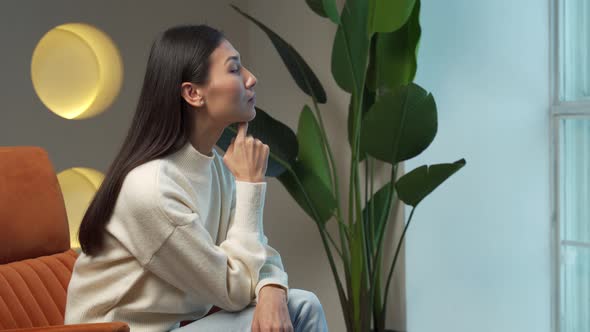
[182,39,257,126]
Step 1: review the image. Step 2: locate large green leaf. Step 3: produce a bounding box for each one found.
[305,0,340,24]
[231,5,327,103]
[360,83,437,164]
[217,106,298,178]
[367,0,421,92]
[361,182,393,244]
[297,105,332,191]
[396,159,466,207]
[331,0,370,94]
[368,0,416,34]
[275,105,337,224]
[277,161,336,224]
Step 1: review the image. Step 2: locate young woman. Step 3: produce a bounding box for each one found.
[64,24,329,332]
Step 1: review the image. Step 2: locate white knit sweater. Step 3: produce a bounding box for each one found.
[64,141,289,332]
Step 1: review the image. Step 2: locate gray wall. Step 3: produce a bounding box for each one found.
[0,0,249,173]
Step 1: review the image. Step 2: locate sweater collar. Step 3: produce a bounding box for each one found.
[169,140,216,176]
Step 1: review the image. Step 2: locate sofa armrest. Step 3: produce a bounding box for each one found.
[1,322,129,332]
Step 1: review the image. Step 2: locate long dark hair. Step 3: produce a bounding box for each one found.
[78,24,226,256]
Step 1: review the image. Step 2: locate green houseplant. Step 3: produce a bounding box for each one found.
[215,1,467,331]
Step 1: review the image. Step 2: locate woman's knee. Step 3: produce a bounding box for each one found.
[288,288,324,312]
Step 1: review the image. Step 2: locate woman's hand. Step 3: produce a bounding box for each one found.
[251,285,293,332]
[223,121,269,183]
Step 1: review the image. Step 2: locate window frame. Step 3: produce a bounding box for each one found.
[550,0,590,331]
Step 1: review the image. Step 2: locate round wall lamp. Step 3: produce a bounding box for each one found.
[31,23,123,120]
[56,167,105,249]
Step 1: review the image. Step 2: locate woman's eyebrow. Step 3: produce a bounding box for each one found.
[225,54,241,64]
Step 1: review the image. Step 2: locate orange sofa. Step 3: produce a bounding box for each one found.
[0,146,130,331]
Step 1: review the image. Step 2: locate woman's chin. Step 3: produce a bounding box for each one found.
[231,105,256,123]
[246,106,256,121]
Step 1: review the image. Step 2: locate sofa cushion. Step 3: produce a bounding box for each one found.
[0,249,77,329]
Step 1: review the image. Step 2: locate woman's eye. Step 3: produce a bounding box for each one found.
[231,65,241,73]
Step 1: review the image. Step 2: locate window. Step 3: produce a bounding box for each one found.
[558,118,590,332]
[553,1,590,331]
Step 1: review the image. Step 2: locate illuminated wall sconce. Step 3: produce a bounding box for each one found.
[57,167,105,249]
[31,23,123,120]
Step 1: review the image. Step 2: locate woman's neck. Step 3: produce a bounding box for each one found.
[189,113,225,157]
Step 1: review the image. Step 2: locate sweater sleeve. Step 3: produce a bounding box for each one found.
[120,168,269,312]
[228,180,289,305]
[251,232,289,304]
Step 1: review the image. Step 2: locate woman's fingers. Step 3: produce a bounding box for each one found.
[237,121,248,140]
[226,137,235,155]
[224,122,269,182]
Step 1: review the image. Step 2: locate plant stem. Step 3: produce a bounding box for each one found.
[372,164,397,265]
[309,97,351,269]
[294,54,351,280]
[369,86,411,287]
[338,14,366,331]
[382,207,416,318]
[363,157,373,278]
[373,258,384,331]
[285,165,353,330]
[368,157,381,330]
[244,146,350,325]
[347,28,372,332]
[299,83,355,331]
[368,163,396,329]
[304,80,353,332]
[369,157,375,253]
[323,223,344,259]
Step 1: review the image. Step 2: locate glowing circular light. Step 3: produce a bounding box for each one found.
[57,167,105,249]
[31,23,123,119]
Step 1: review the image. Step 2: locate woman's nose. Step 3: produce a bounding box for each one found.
[245,69,257,88]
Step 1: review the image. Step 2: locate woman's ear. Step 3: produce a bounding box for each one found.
[181,82,206,107]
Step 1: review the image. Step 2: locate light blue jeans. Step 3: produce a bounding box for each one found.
[170,288,329,332]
